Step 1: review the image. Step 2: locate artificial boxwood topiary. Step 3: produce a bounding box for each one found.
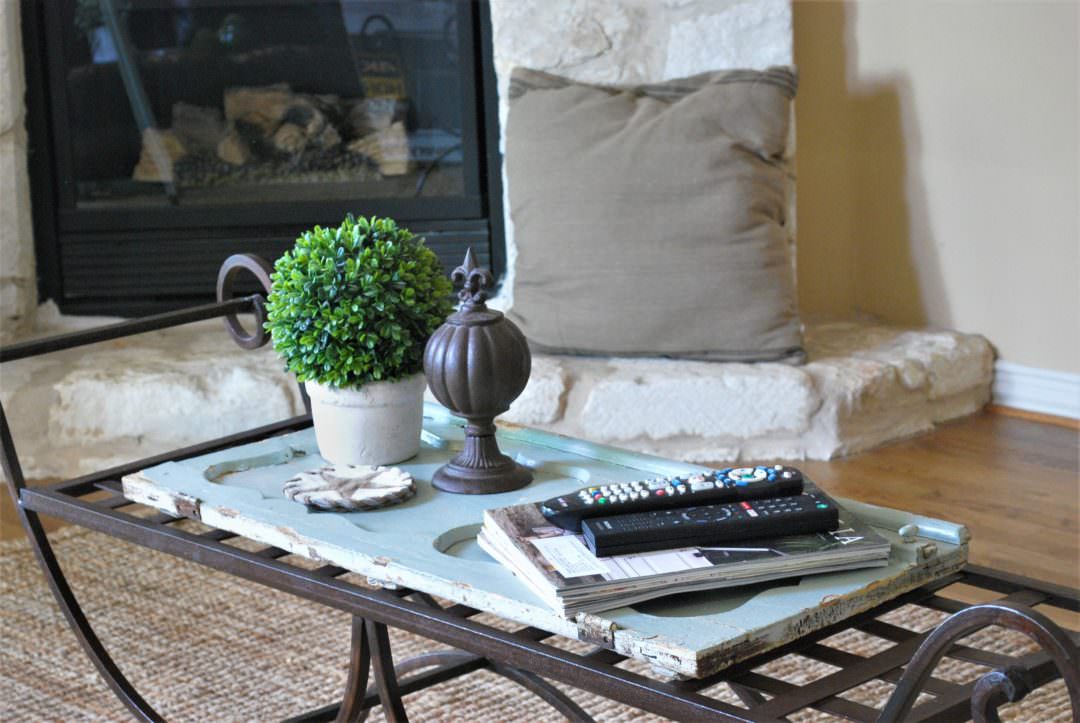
[264,215,454,389]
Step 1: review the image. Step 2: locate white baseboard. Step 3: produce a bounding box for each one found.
[993,361,1080,420]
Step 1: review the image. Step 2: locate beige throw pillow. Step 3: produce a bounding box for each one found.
[504,67,803,363]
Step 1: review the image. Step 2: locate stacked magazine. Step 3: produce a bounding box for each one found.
[478,484,893,616]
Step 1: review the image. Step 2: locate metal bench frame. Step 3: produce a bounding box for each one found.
[2,256,1077,722]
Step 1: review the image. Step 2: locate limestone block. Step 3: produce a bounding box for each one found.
[805,322,994,402]
[0,129,36,342]
[0,0,25,135]
[665,0,792,77]
[3,314,994,481]
[494,320,992,465]
[48,354,298,448]
[580,359,818,442]
[502,356,569,425]
[0,315,304,481]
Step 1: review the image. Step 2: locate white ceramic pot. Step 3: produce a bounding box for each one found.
[305,373,426,466]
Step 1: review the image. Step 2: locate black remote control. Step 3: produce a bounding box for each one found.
[540,465,804,533]
[581,491,840,557]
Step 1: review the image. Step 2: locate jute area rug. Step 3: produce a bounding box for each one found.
[0,524,1071,722]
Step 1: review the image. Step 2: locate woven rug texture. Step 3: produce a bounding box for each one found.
[0,524,1071,722]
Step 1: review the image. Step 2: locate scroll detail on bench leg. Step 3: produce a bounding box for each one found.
[0,404,165,722]
[971,666,1036,723]
[878,600,1080,723]
[216,253,311,416]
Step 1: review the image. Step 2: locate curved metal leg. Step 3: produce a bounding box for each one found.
[393,650,479,677]
[336,617,372,723]
[490,663,596,722]
[366,619,410,723]
[402,592,594,720]
[0,407,164,721]
[878,600,1080,723]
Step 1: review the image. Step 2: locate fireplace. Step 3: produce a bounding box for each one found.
[23,0,503,315]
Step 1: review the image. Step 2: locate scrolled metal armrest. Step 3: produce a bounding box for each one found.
[216,254,274,350]
[878,600,1080,722]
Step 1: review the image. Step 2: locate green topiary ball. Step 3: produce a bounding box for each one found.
[264,215,454,389]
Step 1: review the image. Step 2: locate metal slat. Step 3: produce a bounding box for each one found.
[738,635,928,719]
[858,620,1016,668]
[733,671,881,721]
[801,643,964,697]
[199,529,238,542]
[962,565,1080,612]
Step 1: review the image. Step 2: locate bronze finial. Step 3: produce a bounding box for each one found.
[423,248,533,494]
[451,247,494,306]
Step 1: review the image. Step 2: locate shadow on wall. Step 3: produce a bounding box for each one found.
[793,1,948,329]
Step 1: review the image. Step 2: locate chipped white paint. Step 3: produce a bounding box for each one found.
[123,404,968,679]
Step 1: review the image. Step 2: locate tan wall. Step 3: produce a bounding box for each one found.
[794,0,1079,374]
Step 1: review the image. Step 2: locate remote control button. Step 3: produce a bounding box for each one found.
[597,497,608,504]
[690,481,715,492]
[584,498,593,505]
[730,467,768,483]
[655,490,666,496]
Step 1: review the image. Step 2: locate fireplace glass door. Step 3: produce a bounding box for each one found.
[28,0,499,314]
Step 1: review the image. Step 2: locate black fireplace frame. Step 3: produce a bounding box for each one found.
[22,0,506,316]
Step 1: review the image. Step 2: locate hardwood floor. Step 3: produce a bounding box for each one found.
[798,411,1079,589]
[2,410,1078,589]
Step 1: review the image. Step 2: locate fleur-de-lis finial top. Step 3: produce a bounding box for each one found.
[451,247,494,307]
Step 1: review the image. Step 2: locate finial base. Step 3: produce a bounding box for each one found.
[431,429,533,494]
[431,461,533,495]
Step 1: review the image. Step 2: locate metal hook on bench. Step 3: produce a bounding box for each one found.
[216,254,274,350]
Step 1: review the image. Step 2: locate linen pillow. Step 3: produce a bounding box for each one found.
[504,67,803,363]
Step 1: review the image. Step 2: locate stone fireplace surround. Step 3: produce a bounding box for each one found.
[0,0,992,481]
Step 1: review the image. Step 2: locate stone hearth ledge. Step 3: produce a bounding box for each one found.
[0,305,991,482]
